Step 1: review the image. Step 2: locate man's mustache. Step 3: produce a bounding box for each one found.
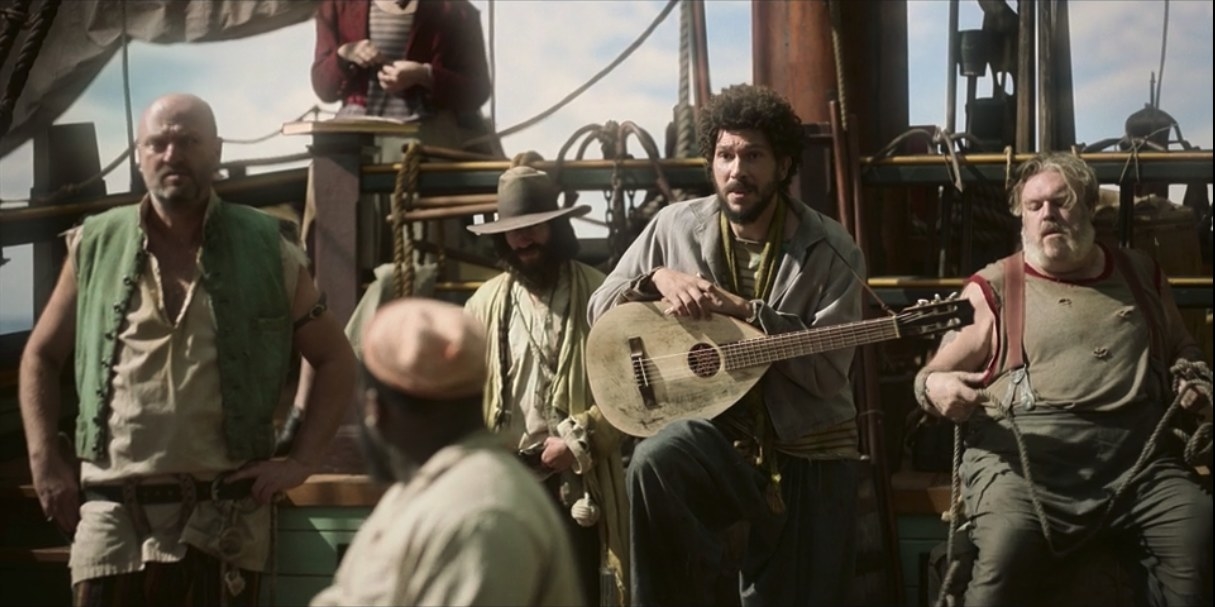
[724,180,754,194]
[1040,222,1070,236]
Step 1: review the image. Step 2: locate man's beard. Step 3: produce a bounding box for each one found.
[357,420,420,484]
[504,242,564,291]
[717,179,780,225]
[1023,219,1096,271]
[151,171,204,208]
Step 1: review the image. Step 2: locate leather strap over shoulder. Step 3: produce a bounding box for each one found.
[1003,251,1026,372]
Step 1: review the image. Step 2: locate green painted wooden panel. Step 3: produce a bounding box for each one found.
[276,507,371,532]
[275,529,358,576]
[897,515,948,540]
[898,514,950,606]
[900,538,944,607]
[261,574,332,607]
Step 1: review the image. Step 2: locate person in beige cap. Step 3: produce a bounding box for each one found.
[464,164,629,606]
[311,298,583,607]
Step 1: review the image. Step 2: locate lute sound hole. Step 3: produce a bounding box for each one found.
[686,343,721,378]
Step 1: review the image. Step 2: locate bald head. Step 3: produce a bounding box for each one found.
[137,94,222,210]
[138,94,217,140]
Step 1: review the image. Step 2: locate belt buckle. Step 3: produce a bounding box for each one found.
[210,473,230,502]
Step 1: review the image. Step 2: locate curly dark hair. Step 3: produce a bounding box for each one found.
[697,84,803,190]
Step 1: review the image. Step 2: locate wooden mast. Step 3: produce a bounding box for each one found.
[752,1,909,604]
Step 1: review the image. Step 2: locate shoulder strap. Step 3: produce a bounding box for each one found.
[1003,251,1026,372]
[493,276,515,432]
[1109,248,1164,362]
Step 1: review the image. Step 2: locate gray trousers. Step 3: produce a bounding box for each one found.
[963,410,1213,606]
[627,419,860,607]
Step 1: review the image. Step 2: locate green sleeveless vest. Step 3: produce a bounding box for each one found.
[74,200,293,463]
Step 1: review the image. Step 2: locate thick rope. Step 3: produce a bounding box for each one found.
[391,142,421,299]
[0,1,33,84]
[118,0,136,186]
[672,0,696,161]
[678,0,690,108]
[0,0,60,138]
[828,0,849,133]
[488,0,496,129]
[934,423,965,607]
[1154,0,1170,108]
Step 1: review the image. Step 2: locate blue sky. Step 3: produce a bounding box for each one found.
[1,0,1212,331]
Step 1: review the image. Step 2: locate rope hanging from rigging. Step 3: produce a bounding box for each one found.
[0,0,61,139]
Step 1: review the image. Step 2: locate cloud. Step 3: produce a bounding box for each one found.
[2,0,1210,322]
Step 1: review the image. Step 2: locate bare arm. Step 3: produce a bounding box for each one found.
[18,258,79,534]
[230,267,357,503]
[918,281,996,422]
[287,267,358,465]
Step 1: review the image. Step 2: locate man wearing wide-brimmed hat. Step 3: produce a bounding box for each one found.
[464,165,629,607]
[312,298,582,606]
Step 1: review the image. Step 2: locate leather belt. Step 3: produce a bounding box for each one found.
[84,476,254,505]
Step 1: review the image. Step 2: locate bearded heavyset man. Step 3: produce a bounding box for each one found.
[463,166,628,606]
[587,84,865,606]
[916,152,1212,606]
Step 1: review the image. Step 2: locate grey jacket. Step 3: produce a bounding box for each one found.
[587,195,865,441]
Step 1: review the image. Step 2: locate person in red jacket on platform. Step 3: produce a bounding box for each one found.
[311,0,493,151]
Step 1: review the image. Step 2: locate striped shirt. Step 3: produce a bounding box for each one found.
[367,2,418,119]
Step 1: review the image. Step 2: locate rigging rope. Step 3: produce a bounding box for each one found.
[488,0,496,130]
[0,0,32,70]
[828,0,849,133]
[1154,0,1170,108]
[0,0,61,139]
[678,0,690,108]
[120,0,137,190]
[465,0,679,147]
[0,105,323,206]
[222,106,322,144]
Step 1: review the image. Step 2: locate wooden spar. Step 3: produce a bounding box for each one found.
[1053,0,1076,148]
[946,0,960,135]
[690,0,711,108]
[752,1,835,125]
[753,1,909,604]
[1038,0,1054,151]
[1017,0,1036,152]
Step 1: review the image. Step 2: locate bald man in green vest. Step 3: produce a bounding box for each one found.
[18,93,357,606]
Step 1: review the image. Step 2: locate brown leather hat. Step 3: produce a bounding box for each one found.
[466,166,590,235]
[362,298,487,399]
